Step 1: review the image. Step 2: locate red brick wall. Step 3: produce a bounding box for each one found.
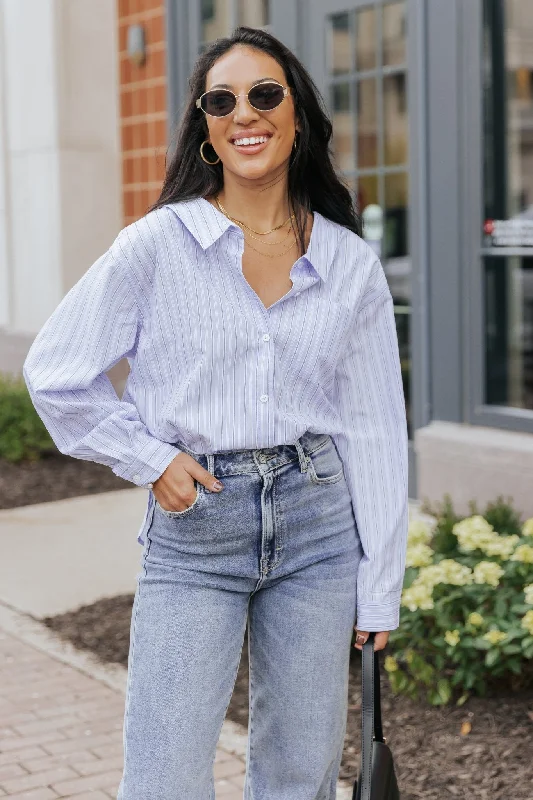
[117,0,168,226]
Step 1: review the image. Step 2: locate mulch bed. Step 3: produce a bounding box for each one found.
[3,453,533,798]
[0,452,130,509]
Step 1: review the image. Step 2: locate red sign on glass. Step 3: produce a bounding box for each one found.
[484,218,533,247]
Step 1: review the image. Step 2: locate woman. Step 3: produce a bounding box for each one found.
[23,26,408,800]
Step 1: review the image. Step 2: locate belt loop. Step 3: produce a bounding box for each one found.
[207,453,215,475]
[294,438,309,473]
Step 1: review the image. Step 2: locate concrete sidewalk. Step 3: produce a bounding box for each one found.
[0,488,146,617]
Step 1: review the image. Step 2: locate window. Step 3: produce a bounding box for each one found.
[483,0,533,410]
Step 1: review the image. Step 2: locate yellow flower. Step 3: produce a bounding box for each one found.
[405,542,434,568]
[437,559,475,586]
[473,561,505,587]
[444,630,460,647]
[401,583,434,612]
[524,584,533,605]
[404,649,414,664]
[482,535,520,560]
[453,516,495,552]
[521,610,533,636]
[522,518,533,538]
[467,612,484,627]
[510,544,533,564]
[483,629,507,645]
[453,515,519,560]
[407,519,433,546]
[413,564,444,589]
[384,655,399,672]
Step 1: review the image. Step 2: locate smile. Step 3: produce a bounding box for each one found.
[231,135,272,154]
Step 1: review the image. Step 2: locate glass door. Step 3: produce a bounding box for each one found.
[482,0,533,414]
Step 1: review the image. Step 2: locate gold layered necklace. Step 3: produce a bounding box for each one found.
[215,195,298,258]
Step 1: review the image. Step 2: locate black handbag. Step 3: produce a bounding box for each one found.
[352,632,400,800]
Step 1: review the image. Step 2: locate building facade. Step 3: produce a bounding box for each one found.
[1,0,532,516]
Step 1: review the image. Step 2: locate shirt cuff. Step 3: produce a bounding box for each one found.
[111,440,181,487]
[356,590,402,632]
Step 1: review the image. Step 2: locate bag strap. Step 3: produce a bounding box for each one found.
[360,632,385,800]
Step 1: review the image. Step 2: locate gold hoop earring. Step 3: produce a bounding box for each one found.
[200,139,220,165]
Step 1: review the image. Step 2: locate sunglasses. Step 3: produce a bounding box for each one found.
[196,81,290,118]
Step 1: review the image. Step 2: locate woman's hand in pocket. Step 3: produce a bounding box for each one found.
[152,452,223,512]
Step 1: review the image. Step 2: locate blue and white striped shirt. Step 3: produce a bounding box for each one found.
[23,196,408,630]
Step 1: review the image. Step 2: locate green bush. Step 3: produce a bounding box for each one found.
[386,495,533,706]
[0,372,56,462]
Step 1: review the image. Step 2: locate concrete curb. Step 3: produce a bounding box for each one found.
[0,599,354,797]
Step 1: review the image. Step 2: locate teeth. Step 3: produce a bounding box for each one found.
[233,136,268,146]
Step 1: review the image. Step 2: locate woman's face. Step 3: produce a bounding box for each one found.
[202,45,299,182]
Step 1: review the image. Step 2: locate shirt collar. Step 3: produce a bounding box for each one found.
[165,197,338,283]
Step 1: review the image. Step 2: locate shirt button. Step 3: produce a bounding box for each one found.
[260,394,269,403]
[295,291,301,297]
[262,334,270,342]
[133,474,141,482]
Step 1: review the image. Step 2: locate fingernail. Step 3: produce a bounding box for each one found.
[212,480,224,491]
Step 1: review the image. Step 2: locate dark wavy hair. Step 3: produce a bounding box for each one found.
[148,26,361,255]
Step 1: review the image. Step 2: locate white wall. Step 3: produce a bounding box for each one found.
[0,4,11,329]
[0,0,122,355]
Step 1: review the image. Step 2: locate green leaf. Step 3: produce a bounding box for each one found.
[427,689,446,706]
[523,644,533,659]
[436,678,452,705]
[502,644,523,655]
[485,649,500,668]
[511,604,530,614]
[456,692,470,707]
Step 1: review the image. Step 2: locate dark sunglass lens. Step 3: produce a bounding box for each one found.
[202,90,235,116]
[249,83,284,111]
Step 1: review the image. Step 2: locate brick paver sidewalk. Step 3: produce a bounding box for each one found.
[0,629,246,799]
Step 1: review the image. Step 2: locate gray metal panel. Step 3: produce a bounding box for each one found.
[406,0,430,497]
[460,0,484,425]
[269,0,299,55]
[165,0,194,149]
[426,0,462,422]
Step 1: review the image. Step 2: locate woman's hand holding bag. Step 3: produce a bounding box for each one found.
[352,632,401,800]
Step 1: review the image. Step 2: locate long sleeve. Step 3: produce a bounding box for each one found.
[22,245,179,487]
[331,257,409,632]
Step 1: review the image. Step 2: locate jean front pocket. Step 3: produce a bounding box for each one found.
[306,438,344,485]
[154,481,204,517]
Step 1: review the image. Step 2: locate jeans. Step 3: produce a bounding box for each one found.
[116,430,363,799]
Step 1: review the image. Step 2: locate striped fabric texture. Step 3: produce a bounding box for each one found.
[23,196,409,630]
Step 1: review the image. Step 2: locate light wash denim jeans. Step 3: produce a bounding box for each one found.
[117,430,363,800]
